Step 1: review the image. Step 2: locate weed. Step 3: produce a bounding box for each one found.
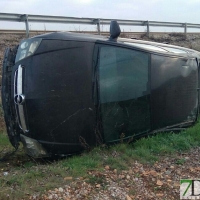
[135,173,140,178]
[23,161,35,168]
[129,188,136,196]
[104,157,128,171]
[61,154,100,176]
[169,32,185,37]
[175,158,186,165]
[86,175,105,185]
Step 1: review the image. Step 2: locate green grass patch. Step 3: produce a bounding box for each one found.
[0,132,10,147]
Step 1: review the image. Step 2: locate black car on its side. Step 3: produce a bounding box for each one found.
[2,21,200,157]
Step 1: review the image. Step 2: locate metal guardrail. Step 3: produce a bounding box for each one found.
[1,12,200,38]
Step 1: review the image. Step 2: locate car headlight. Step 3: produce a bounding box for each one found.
[15,38,42,63]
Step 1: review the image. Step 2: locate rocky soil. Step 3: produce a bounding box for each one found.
[31,147,200,200]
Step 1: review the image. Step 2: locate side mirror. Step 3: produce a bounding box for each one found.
[109,21,121,41]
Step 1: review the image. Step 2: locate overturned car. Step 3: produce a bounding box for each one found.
[2,21,200,158]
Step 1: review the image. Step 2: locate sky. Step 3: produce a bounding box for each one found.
[1,0,200,32]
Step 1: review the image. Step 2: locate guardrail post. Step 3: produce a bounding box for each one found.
[20,14,29,38]
[146,21,150,38]
[93,19,101,35]
[97,19,100,35]
[184,22,187,39]
[24,15,29,38]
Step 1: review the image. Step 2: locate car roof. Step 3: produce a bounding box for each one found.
[34,31,200,59]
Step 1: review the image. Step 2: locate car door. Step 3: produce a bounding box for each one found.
[96,45,151,142]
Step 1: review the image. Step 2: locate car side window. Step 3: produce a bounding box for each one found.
[99,46,149,103]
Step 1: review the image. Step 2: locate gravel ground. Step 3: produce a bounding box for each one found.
[29,147,200,200]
